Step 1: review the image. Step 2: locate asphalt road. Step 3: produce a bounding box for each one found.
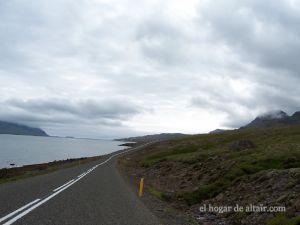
[0,144,162,225]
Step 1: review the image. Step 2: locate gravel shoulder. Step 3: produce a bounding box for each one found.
[117,150,196,225]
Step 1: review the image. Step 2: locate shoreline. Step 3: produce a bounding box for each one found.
[0,135,131,177]
[0,155,104,185]
[0,143,134,184]
[0,156,103,184]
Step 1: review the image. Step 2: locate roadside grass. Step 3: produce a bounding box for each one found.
[148,187,171,201]
[140,144,200,167]
[136,125,300,204]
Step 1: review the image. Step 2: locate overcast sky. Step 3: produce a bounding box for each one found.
[1,0,300,138]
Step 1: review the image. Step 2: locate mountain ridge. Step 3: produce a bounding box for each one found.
[115,133,190,143]
[241,110,300,129]
[0,120,48,136]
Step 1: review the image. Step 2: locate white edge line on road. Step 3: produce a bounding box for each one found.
[77,173,86,178]
[0,199,40,223]
[1,142,154,225]
[2,176,85,225]
[53,179,75,192]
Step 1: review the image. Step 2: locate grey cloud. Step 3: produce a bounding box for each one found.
[0,1,50,69]
[221,118,251,129]
[191,82,300,128]
[135,15,196,67]
[1,98,142,128]
[198,0,300,76]
[186,0,300,128]
[1,0,300,136]
[7,98,140,119]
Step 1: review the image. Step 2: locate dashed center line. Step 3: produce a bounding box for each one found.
[53,179,75,192]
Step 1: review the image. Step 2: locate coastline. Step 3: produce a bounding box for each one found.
[0,156,104,184]
[0,142,134,184]
[0,134,127,171]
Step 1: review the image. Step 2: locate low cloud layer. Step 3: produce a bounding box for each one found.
[0,98,143,137]
[4,98,140,121]
[0,0,300,137]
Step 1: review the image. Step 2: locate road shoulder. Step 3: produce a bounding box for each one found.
[117,153,194,225]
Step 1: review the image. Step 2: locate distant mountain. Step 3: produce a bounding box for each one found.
[116,133,190,143]
[0,121,48,136]
[241,110,300,129]
[209,129,230,134]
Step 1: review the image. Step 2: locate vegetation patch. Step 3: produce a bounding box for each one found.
[183,181,227,205]
[266,214,300,225]
[122,125,300,225]
[148,187,171,201]
[141,144,199,167]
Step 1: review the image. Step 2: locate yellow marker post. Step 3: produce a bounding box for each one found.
[139,178,144,197]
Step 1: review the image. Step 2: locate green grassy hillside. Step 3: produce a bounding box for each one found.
[121,125,300,225]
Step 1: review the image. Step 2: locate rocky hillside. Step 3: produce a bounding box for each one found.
[0,121,48,136]
[120,125,300,225]
[242,110,300,129]
[116,133,190,143]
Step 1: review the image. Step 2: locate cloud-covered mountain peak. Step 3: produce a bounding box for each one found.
[258,110,289,120]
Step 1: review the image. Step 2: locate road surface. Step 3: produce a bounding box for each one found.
[0,144,161,225]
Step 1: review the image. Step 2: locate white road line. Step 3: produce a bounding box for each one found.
[2,176,85,225]
[77,173,86,178]
[2,142,155,225]
[53,179,75,192]
[0,199,40,223]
